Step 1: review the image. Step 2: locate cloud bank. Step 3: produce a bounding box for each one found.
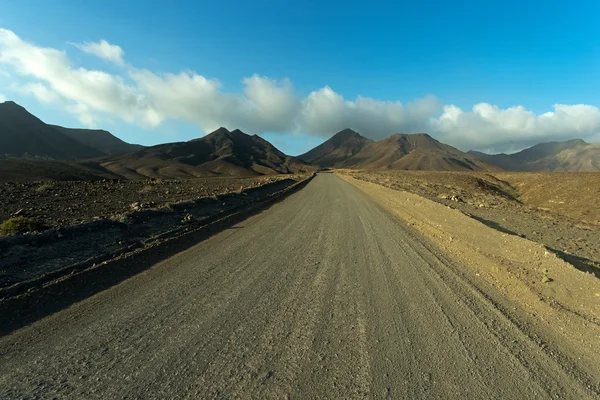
[1,28,599,152]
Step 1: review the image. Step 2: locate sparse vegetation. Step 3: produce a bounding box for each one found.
[0,216,46,235]
[35,183,54,193]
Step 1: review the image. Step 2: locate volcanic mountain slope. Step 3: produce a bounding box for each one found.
[299,128,373,167]
[339,133,498,171]
[0,100,142,159]
[469,139,600,172]
[51,125,143,155]
[97,127,315,179]
[0,101,103,160]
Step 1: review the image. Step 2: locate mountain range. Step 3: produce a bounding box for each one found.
[1,100,599,181]
[468,140,600,172]
[96,127,314,180]
[300,129,497,171]
[0,101,141,159]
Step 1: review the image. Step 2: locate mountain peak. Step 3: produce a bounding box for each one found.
[207,127,230,136]
[230,128,249,137]
[333,128,360,139]
[299,129,373,167]
[0,100,27,112]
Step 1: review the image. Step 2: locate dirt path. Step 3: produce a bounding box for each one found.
[0,174,597,398]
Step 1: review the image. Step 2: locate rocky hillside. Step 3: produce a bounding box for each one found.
[97,127,315,179]
[0,100,142,159]
[340,133,498,171]
[50,125,143,155]
[0,101,102,160]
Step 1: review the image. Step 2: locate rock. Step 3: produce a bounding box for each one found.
[542,276,553,283]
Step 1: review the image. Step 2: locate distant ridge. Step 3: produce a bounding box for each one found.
[96,127,315,179]
[301,129,498,171]
[468,139,600,172]
[51,125,143,155]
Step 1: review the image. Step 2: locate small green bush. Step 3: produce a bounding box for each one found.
[0,217,46,235]
[35,183,54,193]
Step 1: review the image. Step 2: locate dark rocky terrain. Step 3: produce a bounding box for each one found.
[0,175,300,228]
[0,174,312,288]
[0,159,122,182]
[469,139,600,172]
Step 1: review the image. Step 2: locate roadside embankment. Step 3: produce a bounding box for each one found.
[339,173,600,385]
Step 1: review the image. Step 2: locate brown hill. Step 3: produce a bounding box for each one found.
[340,133,497,171]
[469,140,600,172]
[50,125,143,155]
[0,101,102,160]
[299,128,373,167]
[97,127,314,179]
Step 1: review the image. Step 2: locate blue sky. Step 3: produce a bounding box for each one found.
[1,0,599,154]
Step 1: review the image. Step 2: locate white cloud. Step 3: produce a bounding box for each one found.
[0,92,5,102]
[431,103,600,151]
[17,82,61,104]
[299,87,439,138]
[0,27,599,152]
[72,39,125,66]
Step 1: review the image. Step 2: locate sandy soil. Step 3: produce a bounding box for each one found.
[340,173,600,388]
[344,170,600,278]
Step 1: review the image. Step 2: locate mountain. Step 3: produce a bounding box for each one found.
[50,125,143,155]
[97,127,315,179]
[468,139,600,172]
[339,133,498,171]
[299,128,373,167]
[0,100,142,159]
[0,101,103,160]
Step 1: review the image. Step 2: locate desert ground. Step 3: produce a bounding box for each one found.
[1,172,599,398]
[0,175,302,228]
[344,170,600,275]
[0,175,308,289]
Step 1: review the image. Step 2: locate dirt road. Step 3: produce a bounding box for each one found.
[0,174,596,398]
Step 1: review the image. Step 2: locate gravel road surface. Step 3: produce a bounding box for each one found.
[0,173,594,399]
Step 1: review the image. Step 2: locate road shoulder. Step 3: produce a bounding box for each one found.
[338,173,600,387]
